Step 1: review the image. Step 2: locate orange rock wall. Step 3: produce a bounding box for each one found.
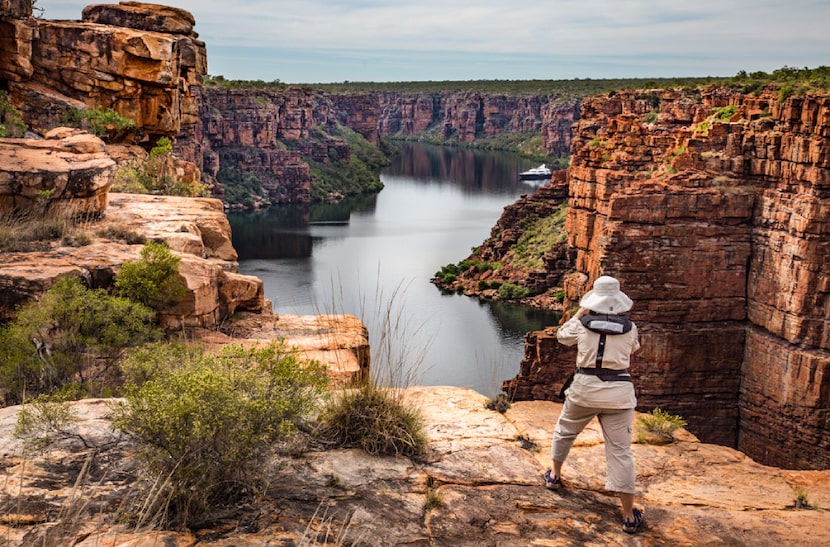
[0,2,205,141]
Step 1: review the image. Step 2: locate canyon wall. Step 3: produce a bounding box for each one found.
[506,87,829,470]
[330,91,579,157]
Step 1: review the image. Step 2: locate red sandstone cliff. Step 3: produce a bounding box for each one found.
[330,91,579,157]
[504,86,829,470]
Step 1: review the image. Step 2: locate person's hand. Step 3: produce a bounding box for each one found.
[574,307,589,319]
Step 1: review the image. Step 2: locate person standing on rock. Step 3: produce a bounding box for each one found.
[544,275,644,534]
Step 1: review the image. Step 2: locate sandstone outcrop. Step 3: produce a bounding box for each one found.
[1,389,828,545]
[505,87,829,470]
[0,188,369,382]
[0,129,114,216]
[0,1,206,141]
[0,129,369,381]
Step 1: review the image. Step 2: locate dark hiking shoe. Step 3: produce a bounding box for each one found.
[622,508,643,534]
[543,469,561,491]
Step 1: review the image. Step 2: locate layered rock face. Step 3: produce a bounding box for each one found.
[189,88,579,205]
[369,91,579,157]
[0,128,115,216]
[508,87,829,470]
[192,86,350,204]
[0,1,206,141]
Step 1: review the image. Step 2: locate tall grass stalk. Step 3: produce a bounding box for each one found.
[321,267,433,389]
[314,269,430,458]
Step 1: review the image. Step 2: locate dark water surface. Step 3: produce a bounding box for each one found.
[229,143,559,397]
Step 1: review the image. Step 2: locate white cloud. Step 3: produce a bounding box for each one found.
[34,1,830,81]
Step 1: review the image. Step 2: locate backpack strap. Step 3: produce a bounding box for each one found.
[580,313,633,335]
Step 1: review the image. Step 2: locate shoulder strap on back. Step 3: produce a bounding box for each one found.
[580,313,633,335]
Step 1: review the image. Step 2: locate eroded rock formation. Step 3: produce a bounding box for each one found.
[0,1,206,142]
[506,87,829,470]
[0,128,114,216]
[334,90,580,157]
[0,130,368,382]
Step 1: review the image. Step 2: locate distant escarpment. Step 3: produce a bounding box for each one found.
[475,86,828,470]
[331,91,580,157]
[182,86,580,207]
[185,85,388,206]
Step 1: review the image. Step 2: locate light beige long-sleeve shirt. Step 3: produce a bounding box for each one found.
[556,315,640,408]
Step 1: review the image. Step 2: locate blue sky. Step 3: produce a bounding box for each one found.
[38,1,830,83]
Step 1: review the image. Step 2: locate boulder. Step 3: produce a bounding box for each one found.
[0,130,115,216]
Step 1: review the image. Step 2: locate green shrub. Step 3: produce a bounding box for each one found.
[317,384,426,458]
[113,137,209,197]
[114,241,188,311]
[13,385,83,451]
[497,282,530,300]
[713,105,738,121]
[62,106,135,141]
[0,90,26,138]
[114,341,329,527]
[0,277,159,405]
[636,408,687,443]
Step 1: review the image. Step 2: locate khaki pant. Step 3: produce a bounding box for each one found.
[551,399,636,494]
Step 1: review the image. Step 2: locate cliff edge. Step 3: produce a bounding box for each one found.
[1,388,828,545]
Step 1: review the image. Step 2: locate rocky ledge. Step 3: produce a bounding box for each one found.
[1,387,828,546]
[0,130,369,382]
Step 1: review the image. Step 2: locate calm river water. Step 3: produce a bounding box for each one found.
[228,143,559,397]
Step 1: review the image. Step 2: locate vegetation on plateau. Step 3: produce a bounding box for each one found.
[113,136,210,197]
[636,408,688,444]
[434,201,568,300]
[61,106,135,142]
[114,341,329,527]
[0,90,26,138]
[2,234,428,529]
[304,125,389,201]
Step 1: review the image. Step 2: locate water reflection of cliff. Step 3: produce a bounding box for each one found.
[482,299,560,339]
[228,194,378,259]
[386,143,538,195]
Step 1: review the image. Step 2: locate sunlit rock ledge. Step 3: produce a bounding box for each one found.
[0,387,828,545]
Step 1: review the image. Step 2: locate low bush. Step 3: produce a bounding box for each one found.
[0,90,26,138]
[316,384,426,458]
[113,137,209,197]
[636,408,687,443]
[114,341,329,527]
[114,241,188,311]
[62,106,135,141]
[497,282,530,300]
[0,277,159,405]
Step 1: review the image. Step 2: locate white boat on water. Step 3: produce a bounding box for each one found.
[519,163,552,180]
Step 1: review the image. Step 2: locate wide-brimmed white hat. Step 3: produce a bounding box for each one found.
[579,275,633,314]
